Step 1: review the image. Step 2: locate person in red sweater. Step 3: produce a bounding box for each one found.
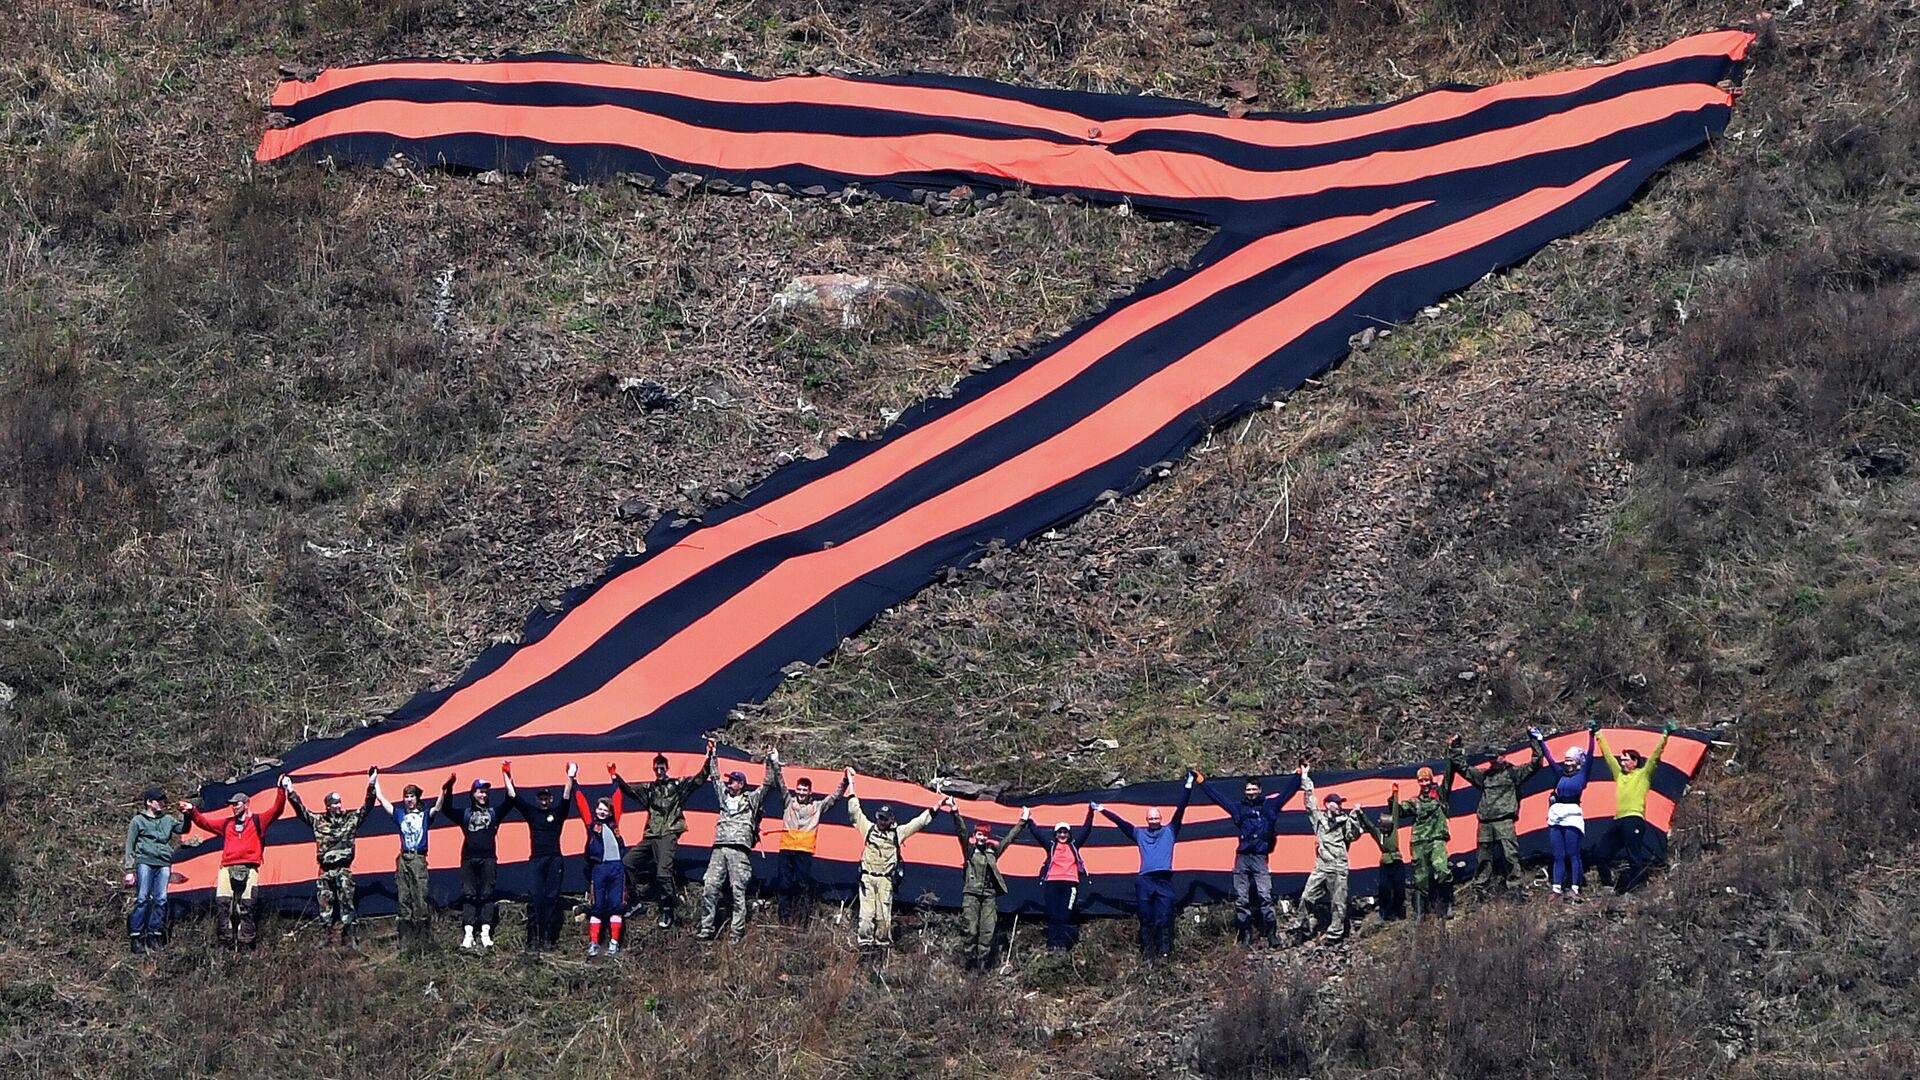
[181,783,287,949]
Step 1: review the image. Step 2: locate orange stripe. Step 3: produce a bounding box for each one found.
[299,207,1417,774]
[507,164,1627,740]
[267,30,1748,152]
[255,84,1728,206]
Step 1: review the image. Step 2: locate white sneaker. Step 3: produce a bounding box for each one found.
[479,925,494,948]
[461,927,475,949]
[586,941,600,957]
[607,940,619,956]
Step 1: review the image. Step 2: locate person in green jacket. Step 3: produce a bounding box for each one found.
[1359,784,1407,921]
[1290,763,1370,946]
[282,770,378,946]
[1593,721,1676,894]
[1384,757,1457,918]
[950,802,1021,971]
[124,786,187,954]
[696,746,780,944]
[845,769,937,947]
[615,742,714,929]
[1448,733,1545,891]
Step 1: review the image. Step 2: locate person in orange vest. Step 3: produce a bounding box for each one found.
[773,770,847,926]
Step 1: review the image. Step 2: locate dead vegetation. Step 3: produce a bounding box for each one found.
[1,0,1917,1077]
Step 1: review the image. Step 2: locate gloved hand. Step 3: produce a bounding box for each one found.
[1089,802,1104,813]
[566,762,578,779]
[1587,716,1601,734]
[1663,720,1677,735]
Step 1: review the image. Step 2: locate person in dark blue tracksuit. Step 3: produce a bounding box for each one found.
[1196,769,1289,947]
[1096,769,1195,960]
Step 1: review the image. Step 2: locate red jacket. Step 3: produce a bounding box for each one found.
[187,789,287,867]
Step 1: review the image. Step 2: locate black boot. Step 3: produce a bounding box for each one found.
[130,933,146,955]
[1412,888,1427,920]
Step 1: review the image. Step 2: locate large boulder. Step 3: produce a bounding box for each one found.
[772,274,946,332]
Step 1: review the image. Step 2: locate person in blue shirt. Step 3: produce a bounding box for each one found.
[1195,769,1289,947]
[375,773,444,949]
[1095,770,1195,960]
[1531,722,1599,899]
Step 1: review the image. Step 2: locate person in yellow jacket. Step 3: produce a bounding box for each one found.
[844,768,938,946]
[1593,721,1675,893]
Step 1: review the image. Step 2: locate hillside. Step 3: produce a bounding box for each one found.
[2,1,1917,1077]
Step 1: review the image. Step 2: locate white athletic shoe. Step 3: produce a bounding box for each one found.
[461,927,475,949]
[479,925,494,948]
[586,941,600,957]
[607,940,620,956]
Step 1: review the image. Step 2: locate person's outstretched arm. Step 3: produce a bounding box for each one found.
[437,775,460,825]
[560,765,577,812]
[847,790,870,835]
[950,805,971,861]
[1096,805,1137,843]
[1169,772,1196,838]
[283,778,314,828]
[374,774,395,817]
[259,784,288,826]
[1072,805,1096,847]
[1594,733,1623,781]
[1193,772,1238,821]
[898,805,936,840]
[995,816,1022,855]
[818,777,847,818]
[1648,722,1675,770]
[359,771,379,819]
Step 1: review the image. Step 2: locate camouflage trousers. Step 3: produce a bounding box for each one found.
[316,865,357,926]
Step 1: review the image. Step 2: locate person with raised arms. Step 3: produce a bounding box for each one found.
[1448,732,1546,893]
[697,745,780,944]
[1593,720,1677,894]
[614,743,714,929]
[574,764,627,956]
[1359,784,1408,922]
[1532,721,1599,900]
[282,769,378,947]
[1095,771,1195,960]
[845,769,937,947]
[774,769,848,927]
[1194,769,1288,947]
[439,768,514,949]
[949,800,1020,971]
[1383,753,1457,919]
[1023,805,1095,952]
[507,759,575,952]
[374,773,443,949]
[180,782,287,950]
[123,785,187,954]
[1290,761,1369,946]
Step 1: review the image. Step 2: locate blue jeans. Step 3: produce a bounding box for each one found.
[130,863,170,937]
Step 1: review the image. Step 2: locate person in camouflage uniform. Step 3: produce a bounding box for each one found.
[1448,733,1546,891]
[1290,763,1370,946]
[696,746,780,944]
[948,800,1014,971]
[1359,784,1408,921]
[845,769,936,947]
[1385,756,1457,918]
[615,742,715,928]
[282,770,378,946]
